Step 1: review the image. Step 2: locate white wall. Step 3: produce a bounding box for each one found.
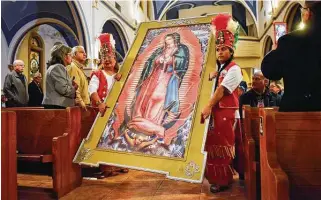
[35,24,68,68]
[1,31,9,89]
[1,0,139,90]
[77,0,137,61]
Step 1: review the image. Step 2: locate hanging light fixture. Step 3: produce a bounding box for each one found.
[298,21,305,30]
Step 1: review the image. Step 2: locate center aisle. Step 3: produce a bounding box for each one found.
[18,170,246,199]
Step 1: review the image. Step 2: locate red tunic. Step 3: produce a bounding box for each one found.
[90,70,109,106]
[205,61,241,186]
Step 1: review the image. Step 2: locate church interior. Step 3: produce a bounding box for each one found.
[1,0,321,199]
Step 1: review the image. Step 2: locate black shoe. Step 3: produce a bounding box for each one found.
[210,184,229,193]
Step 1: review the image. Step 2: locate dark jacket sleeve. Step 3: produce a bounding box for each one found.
[28,82,36,105]
[239,92,252,121]
[3,73,16,101]
[28,82,36,96]
[276,94,282,107]
[261,35,289,80]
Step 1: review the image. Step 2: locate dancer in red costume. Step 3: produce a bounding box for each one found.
[202,14,243,193]
[88,33,125,177]
[89,33,121,116]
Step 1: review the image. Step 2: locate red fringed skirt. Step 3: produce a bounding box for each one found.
[205,107,236,186]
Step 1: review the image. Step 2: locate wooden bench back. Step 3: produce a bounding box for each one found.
[5,107,80,155]
[244,106,261,147]
[80,106,99,139]
[275,111,321,200]
[260,108,289,200]
[243,105,261,200]
[2,107,44,110]
[1,111,17,200]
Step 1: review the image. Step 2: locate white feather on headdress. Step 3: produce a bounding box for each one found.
[110,34,116,49]
[227,18,239,36]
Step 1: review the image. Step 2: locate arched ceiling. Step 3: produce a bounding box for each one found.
[153,0,257,35]
[1,0,84,47]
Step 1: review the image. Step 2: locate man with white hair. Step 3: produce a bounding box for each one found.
[3,60,28,107]
[28,72,43,106]
[67,46,90,109]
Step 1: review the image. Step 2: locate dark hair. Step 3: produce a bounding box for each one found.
[165,33,181,45]
[8,64,13,71]
[228,47,234,60]
[47,44,72,66]
[239,81,247,92]
[306,1,321,18]
[214,55,234,91]
[216,46,234,60]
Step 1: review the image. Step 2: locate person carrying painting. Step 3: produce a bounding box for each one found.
[201,14,243,193]
[88,33,121,116]
[87,33,125,177]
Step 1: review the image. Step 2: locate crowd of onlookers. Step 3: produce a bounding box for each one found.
[2,51,284,112]
[2,34,120,116]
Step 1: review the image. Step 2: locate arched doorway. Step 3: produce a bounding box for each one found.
[1,0,86,88]
[263,36,273,57]
[285,3,301,32]
[102,20,128,64]
[13,24,74,87]
[156,1,258,37]
[28,33,44,86]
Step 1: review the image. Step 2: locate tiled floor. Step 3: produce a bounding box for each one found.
[18,170,246,200]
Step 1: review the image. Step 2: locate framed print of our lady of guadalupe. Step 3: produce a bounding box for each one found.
[74,15,217,183]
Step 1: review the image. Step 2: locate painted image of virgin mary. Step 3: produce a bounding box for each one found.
[121,33,190,148]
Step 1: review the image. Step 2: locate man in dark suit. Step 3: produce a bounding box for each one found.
[28,72,43,106]
[261,1,321,111]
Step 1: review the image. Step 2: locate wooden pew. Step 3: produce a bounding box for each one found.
[260,108,289,200]
[2,107,44,110]
[242,105,261,200]
[273,111,321,200]
[1,111,17,200]
[6,107,82,198]
[80,106,99,139]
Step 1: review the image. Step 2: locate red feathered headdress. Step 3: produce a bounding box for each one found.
[97,33,116,60]
[211,14,240,50]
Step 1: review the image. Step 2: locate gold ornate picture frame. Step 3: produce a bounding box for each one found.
[74,15,216,183]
